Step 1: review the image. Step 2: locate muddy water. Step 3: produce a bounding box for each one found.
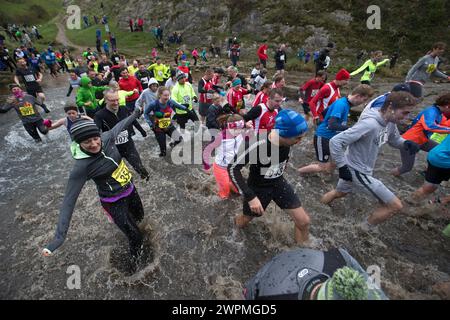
[0,73,449,300]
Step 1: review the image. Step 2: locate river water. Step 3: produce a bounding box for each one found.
[0,74,449,299]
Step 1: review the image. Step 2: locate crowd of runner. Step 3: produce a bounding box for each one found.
[1,19,449,299]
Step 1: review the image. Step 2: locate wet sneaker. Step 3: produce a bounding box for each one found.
[158,151,166,157]
[34,138,43,143]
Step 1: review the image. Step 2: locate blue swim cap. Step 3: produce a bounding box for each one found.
[274,109,308,138]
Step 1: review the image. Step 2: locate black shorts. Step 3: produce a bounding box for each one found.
[302,102,311,114]
[199,102,211,117]
[425,161,450,185]
[314,135,331,163]
[243,178,302,217]
[26,85,43,97]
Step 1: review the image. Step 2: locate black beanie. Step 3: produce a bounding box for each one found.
[70,119,101,143]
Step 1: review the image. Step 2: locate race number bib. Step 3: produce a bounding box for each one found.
[158,118,171,129]
[376,128,389,147]
[183,95,191,104]
[158,70,163,76]
[280,55,285,61]
[103,65,110,72]
[111,160,132,186]
[19,102,35,116]
[263,160,287,179]
[206,93,214,100]
[115,130,129,145]
[426,64,437,74]
[24,74,36,82]
[311,89,319,97]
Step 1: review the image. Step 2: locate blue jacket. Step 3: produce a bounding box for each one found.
[428,134,450,169]
[316,97,351,139]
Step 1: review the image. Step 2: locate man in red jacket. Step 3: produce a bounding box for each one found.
[298,70,326,121]
[257,42,268,68]
[118,67,143,113]
[309,69,350,125]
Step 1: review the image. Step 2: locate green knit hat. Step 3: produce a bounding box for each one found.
[317,267,373,300]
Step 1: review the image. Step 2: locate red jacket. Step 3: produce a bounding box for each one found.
[227,87,249,112]
[118,76,142,102]
[300,78,325,104]
[309,82,340,120]
[257,44,268,61]
[252,91,268,107]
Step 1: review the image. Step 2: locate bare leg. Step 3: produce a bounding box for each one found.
[234,214,253,228]
[321,189,347,204]
[286,207,310,244]
[367,197,403,225]
[298,162,335,175]
[412,183,438,201]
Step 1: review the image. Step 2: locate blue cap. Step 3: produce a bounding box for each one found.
[392,83,411,93]
[274,109,308,138]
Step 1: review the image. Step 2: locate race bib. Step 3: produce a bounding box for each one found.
[19,102,35,116]
[263,160,287,179]
[158,118,171,129]
[158,70,163,76]
[206,93,214,100]
[115,57,120,62]
[183,95,191,104]
[280,55,285,61]
[24,74,36,82]
[111,160,132,186]
[311,89,319,97]
[236,100,243,110]
[103,65,110,72]
[115,130,129,145]
[426,64,437,74]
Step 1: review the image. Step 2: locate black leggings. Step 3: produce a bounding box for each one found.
[175,111,199,130]
[153,125,181,153]
[23,119,48,141]
[101,187,144,257]
[117,140,148,177]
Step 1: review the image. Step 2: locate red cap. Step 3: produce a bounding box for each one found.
[335,69,350,81]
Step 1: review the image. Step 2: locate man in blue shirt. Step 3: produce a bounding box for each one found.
[298,84,374,175]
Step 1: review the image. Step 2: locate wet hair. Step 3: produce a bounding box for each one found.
[64,104,78,113]
[351,84,374,97]
[227,113,243,123]
[435,93,450,107]
[214,67,225,74]
[432,42,446,50]
[273,74,284,84]
[157,86,170,98]
[260,82,272,91]
[381,91,417,112]
[269,88,284,99]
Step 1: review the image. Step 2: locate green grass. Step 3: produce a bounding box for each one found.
[0,0,61,24]
[65,20,158,58]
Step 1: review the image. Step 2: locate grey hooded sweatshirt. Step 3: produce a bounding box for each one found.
[45,109,141,252]
[330,106,404,176]
[405,54,448,84]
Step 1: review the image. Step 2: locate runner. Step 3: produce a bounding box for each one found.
[229,109,311,244]
[135,61,153,89]
[127,60,139,77]
[253,68,268,93]
[76,76,110,118]
[244,247,387,300]
[274,44,287,74]
[118,67,143,113]
[230,40,240,67]
[250,62,261,80]
[298,71,326,121]
[392,93,450,176]
[271,74,285,89]
[41,46,58,78]
[42,106,147,266]
[135,77,159,111]
[14,58,50,113]
[48,104,92,137]
[321,92,419,231]
[66,70,81,97]
[88,68,112,100]
[147,57,170,86]
[316,43,333,75]
[252,82,271,107]
[95,89,150,180]
[309,69,350,124]
[244,88,283,133]
[164,69,177,92]
[257,41,268,68]
[198,69,216,124]
[226,66,247,89]
[298,85,374,175]
[144,86,191,157]
[191,48,199,66]
[226,78,251,114]
[0,84,49,142]
[171,72,199,130]
[212,114,247,198]
[405,42,449,98]
[350,51,390,85]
